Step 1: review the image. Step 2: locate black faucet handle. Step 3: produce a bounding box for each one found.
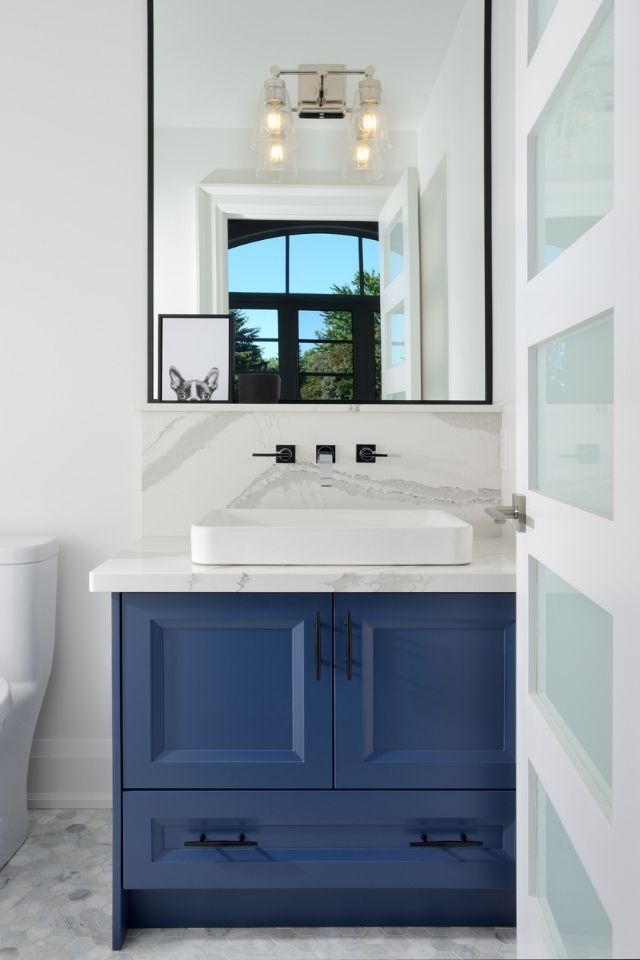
[252,444,296,464]
[355,444,401,463]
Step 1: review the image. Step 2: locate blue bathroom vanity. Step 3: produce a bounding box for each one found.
[91,538,516,949]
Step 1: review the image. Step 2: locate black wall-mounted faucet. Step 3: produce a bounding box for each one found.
[356,444,401,463]
[356,444,386,463]
[316,445,336,463]
[252,444,296,464]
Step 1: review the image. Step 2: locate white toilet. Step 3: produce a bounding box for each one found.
[0,536,57,869]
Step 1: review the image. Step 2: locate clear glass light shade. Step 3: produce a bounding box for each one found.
[251,76,297,181]
[342,76,392,181]
[351,109,391,149]
[342,135,385,182]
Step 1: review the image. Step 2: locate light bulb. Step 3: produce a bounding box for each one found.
[355,143,371,168]
[358,110,378,137]
[269,142,285,164]
[266,108,284,134]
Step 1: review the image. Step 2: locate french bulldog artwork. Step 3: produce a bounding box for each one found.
[168,366,219,401]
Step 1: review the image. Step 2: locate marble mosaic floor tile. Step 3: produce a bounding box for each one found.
[0,812,517,960]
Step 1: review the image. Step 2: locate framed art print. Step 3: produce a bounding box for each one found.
[158,314,234,402]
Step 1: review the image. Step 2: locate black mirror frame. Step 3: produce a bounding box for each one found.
[146,0,493,405]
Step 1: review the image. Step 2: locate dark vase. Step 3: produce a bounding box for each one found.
[237,372,281,403]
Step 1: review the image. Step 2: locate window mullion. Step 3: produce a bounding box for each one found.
[278,303,299,401]
[352,306,376,401]
[285,235,290,294]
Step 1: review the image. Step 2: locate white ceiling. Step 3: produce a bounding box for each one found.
[154,0,466,130]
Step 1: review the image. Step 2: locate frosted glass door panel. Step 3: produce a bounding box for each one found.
[386,216,404,283]
[389,306,406,367]
[529,9,613,275]
[534,774,612,959]
[529,0,559,59]
[530,312,613,517]
[531,558,612,802]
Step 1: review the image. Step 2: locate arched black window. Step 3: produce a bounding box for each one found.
[228,220,380,402]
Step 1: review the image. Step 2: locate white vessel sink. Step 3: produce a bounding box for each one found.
[191,509,473,566]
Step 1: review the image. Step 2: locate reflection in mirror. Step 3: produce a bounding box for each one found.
[151,0,490,402]
[228,223,379,402]
[386,217,404,283]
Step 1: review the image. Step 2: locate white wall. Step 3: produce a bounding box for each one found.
[416,0,486,400]
[0,0,146,806]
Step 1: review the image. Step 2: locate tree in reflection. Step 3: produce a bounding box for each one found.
[299,270,380,401]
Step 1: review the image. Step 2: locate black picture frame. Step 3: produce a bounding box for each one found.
[158,313,235,403]
[147,0,493,405]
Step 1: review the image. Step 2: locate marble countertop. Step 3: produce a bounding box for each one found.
[89,536,515,593]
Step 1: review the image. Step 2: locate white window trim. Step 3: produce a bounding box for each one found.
[196,182,391,313]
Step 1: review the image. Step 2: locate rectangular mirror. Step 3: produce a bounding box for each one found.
[149,0,492,403]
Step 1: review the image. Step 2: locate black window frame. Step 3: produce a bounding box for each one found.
[229,221,381,403]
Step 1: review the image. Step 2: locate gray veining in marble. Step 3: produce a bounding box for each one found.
[89,536,515,594]
[142,412,243,491]
[141,410,502,538]
[0,810,516,959]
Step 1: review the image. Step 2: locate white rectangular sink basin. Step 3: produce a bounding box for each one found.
[191,509,472,566]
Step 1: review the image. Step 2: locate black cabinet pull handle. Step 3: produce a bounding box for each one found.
[184,832,258,848]
[410,832,483,848]
[315,611,322,681]
[344,611,353,680]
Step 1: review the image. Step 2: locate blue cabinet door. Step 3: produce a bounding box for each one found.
[334,594,515,789]
[122,594,333,789]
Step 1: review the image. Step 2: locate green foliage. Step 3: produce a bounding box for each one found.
[232,309,269,372]
[232,269,381,401]
[298,270,381,401]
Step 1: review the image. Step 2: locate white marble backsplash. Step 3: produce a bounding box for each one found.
[141,409,502,537]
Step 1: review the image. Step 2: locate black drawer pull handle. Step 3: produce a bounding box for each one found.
[184,832,258,848]
[344,611,353,680]
[410,832,484,848]
[315,611,322,681]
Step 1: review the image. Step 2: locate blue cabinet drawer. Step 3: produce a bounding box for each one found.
[122,790,515,892]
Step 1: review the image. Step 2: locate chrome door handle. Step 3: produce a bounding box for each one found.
[485,493,527,533]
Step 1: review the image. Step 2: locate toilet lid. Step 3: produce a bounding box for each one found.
[0,536,58,565]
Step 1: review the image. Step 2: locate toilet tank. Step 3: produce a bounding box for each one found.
[0,537,58,684]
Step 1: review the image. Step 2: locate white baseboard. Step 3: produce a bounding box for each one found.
[27,738,112,809]
[30,737,112,759]
[28,792,112,809]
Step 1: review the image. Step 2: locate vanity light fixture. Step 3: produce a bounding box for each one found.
[250,64,392,182]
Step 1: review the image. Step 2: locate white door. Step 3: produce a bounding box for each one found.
[514,1,640,957]
[378,168,421,399]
